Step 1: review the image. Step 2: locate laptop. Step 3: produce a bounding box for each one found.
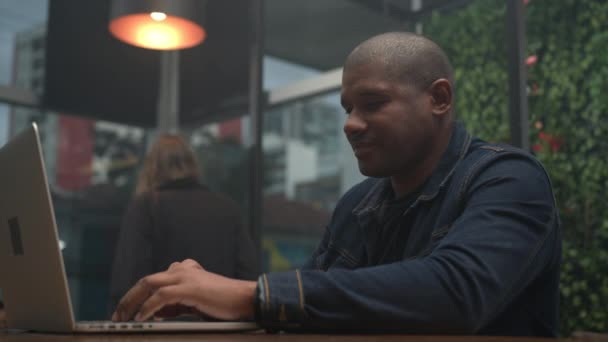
[0,123,259,333]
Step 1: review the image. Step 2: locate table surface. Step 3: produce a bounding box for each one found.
[0,331,573,342]
[1,315,600,342]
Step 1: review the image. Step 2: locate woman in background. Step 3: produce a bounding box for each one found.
[110,134,258,311]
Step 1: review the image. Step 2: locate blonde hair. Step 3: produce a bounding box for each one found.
[135,134,201,195]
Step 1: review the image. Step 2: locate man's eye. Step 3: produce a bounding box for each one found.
[363,101,385,111]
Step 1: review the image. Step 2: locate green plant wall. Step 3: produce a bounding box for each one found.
[423,0,608,335]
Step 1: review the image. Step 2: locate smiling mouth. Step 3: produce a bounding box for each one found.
[352,144,374,157]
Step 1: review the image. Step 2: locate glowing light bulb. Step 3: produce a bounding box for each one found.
[110,13,206,50]
[135,23,180,49]
[150,12,167,21]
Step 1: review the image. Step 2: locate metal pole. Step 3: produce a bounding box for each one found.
[157,50,180,134]
[248,0,264,269]
[506,0,529,150]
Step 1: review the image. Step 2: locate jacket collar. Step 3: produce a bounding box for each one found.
[353,121,471,216]
[418,121,471,201]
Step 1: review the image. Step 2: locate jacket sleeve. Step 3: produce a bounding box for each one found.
[109,194,156,313]
[254,157,560,333]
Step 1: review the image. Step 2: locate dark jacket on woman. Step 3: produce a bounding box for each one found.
[110,177,259,310]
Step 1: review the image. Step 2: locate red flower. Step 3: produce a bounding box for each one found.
[537,131,564,152]
[526,55,538,66]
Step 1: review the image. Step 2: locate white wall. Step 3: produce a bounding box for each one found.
[286,140,317,199]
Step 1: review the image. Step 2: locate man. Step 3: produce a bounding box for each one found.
[112,32,561,336]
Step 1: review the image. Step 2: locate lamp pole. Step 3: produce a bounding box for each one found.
[157,50,180,134]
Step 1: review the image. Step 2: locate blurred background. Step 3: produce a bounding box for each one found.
[0,0,606,335]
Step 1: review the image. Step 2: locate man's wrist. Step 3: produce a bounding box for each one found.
[236,280,258,320]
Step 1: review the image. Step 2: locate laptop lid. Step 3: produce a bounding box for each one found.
[0,123,76,332]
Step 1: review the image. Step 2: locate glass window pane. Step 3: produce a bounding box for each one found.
[263,56,322,91]
[0,1,49,92]
[0,103,9,145]
[187,116,251,216]
[262,92,364,272]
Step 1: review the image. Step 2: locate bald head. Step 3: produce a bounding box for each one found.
[345,32,454,91]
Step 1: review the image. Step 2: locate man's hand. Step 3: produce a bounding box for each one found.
[111,259,257,322]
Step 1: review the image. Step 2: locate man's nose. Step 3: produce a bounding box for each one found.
[343,111,367,137]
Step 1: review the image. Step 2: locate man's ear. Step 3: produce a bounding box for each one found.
[428,78,452,117]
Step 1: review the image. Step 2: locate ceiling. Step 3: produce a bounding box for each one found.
[29,0,473,128]
[264,0,472,70]
[43,0,252,128]
[264,0,404,71]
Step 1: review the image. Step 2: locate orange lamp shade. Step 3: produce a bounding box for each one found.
[109,13,206,50]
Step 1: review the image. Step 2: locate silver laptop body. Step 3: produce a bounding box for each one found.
[0,123,258,333]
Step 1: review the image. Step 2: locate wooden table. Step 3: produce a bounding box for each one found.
[0,332,569,342]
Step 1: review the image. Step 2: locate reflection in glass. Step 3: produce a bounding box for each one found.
[0,103,8,146]
[0,1,49,89]
[262,92,364,272]
[187,117,251,212]
[263,55,320,90]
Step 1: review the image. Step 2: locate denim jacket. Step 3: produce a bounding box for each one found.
[255,122,561,336]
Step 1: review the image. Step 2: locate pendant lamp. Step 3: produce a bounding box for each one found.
[109,0,207,50]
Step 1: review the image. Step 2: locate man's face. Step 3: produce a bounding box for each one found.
[340,61,437,178]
